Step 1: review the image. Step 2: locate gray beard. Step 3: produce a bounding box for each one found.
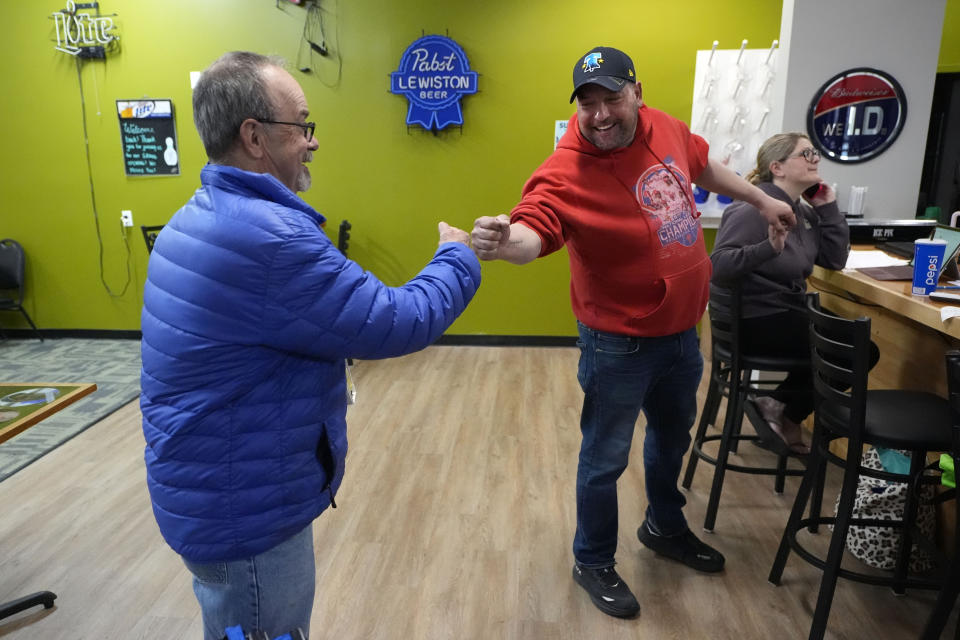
[296,152,313,192]
[296,168,311,192]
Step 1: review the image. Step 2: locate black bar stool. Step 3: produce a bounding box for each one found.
[920,361,960,640]
[768,294,959,640]
[683,283,807,532]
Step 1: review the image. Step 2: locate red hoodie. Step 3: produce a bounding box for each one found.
[510,105,711,337]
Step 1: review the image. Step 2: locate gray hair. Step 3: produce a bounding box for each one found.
[744,132,810,185]
[192,51,287,161]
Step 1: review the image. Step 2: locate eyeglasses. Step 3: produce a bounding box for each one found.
[256,119,316,142]
[785,147,821,162]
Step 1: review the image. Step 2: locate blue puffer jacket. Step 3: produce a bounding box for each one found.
[141,164,480,563]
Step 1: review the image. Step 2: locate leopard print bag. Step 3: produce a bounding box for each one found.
[832,447,935,573]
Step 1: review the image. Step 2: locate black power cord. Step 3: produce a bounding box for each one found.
[295,0,342,88]
[75,56,131,298]
[297,1,327,71]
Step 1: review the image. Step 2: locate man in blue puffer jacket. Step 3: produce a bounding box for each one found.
[140,51,481,640]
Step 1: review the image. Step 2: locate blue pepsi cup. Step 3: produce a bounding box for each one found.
[912,239,948,295]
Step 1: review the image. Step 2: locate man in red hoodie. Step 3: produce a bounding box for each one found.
[471,46,795,618]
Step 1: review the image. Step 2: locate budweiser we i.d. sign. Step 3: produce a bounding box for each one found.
[807,68,906,164]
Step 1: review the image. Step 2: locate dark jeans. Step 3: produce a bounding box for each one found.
[739,310,879,424]
[573,323,703,567]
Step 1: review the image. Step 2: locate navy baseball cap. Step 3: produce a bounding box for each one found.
[570,46,636,103]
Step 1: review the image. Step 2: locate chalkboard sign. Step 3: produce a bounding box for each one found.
[116,99,180,176]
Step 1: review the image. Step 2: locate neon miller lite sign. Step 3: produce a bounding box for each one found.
[51,0,118,57]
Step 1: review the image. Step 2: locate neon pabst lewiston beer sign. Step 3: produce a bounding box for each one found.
[390,35,478,131]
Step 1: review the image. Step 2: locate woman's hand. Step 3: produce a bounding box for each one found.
[806,182,836,206]
[768,223,788,254]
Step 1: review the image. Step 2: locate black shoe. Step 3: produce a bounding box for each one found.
[636,520,725,573]
[572,563,640,618]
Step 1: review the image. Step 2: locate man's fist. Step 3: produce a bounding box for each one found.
[439,221,470,246]
[470,214,512,260]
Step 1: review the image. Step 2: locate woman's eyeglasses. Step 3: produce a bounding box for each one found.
[785,148,820,162]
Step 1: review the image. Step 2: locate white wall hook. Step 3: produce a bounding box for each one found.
[736,39,748,65]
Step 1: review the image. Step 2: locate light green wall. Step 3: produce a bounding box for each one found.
[2,1,785,334]
[940,0,960,72]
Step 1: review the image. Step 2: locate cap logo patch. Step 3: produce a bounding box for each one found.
[582,52,603,73]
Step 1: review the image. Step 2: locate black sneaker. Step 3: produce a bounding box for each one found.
[572,563,640,618]
[636,520,725,573]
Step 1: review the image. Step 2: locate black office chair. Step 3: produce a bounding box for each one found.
[0,238,42,341]
[682,283,806,532]
[0,592,56,622]
[769,294,958,640]
[141,225,164,253]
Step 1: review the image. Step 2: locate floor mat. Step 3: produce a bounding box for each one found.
[0,338,141,481]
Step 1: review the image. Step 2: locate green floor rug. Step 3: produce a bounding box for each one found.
[0,338,141,482]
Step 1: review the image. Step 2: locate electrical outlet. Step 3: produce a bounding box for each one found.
[121,210,134,227]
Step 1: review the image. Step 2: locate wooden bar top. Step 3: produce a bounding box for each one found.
[810,246,960,341]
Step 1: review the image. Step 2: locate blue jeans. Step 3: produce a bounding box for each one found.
[573,323,703,567]
[183,524,316,640]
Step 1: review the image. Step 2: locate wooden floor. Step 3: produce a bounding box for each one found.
[0,345,952,639]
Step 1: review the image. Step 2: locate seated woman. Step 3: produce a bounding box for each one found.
[710,132,853,455]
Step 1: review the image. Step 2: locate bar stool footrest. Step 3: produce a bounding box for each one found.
[785,516,941,590]
[691,435,806,477]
